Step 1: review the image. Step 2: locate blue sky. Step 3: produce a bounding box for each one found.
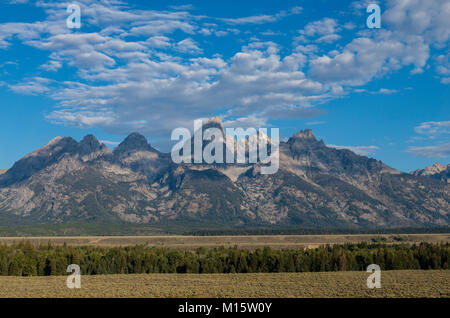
[0,0,449,172]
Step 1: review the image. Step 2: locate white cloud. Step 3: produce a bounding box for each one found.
[40,46,329,136]
[300,18,339,37]
[145,36,171,48]
[307,0,450,85]
[8,0,29,3]
[8,77,52,95]
[129,20,195,36]
[435,53,450,84]
[39,60,62,72]
[100,140,120,146]
[48,110,116,127]
[295,18,342,45]
[309,33,429,85]
[315,34,341,44]
[175,38,203,54]
[306,121,327,126]
[220,7,302,25]
[415,121,450,135]
[378,88,398,95]
[383,0,450,45]
[0,0,448,141]
[406,143,450,158]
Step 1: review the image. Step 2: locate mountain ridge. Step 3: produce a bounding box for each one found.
[412,162,450,183]
[0,122,448,228]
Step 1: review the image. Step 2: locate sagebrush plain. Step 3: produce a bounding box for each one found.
[0,270,448,298]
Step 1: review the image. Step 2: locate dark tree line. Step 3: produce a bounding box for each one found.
[0,242,448,276]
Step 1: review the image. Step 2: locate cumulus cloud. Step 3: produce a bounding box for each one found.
[300,18,339,37]
[435,53,450,84]
[39,60,62,72]
[175,38,203,54]
[307,0,450,85]
[383,0,450,45]
[0,0,448,141]
[309,33,429,85]
[295,18,342,44]
[40,46,329,136]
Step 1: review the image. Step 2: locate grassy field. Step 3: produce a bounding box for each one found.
[0,233,448,249]
[0,270,448,298]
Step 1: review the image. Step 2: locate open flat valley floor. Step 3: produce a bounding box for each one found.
[0,234,448,249]
[0,270,448,298]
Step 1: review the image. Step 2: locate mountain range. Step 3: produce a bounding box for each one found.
[0,118,449,229]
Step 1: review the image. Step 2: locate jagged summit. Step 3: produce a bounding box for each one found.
[114,132,152,153]
[78,134,103,155]
[412,162,448,176]
[411,162,449,183]
[287,129,321,152]
[80,134,99,144]
[292,129,316,140]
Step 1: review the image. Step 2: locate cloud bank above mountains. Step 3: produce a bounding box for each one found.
[0,0,449,146]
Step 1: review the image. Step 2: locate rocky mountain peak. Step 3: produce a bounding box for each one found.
[432,162,447,171]
[0,136,78,186]
[22,136,78,160]
[114,132,152,154]
[78,134,102,155]
[412,162,449,176]
[292,129,316,140]
[287,129,320,151]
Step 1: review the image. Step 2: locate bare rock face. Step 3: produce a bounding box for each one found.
[292,129,316,140]
[412,162,450,183]
[0,125,449,228]
[0,136,78,187]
